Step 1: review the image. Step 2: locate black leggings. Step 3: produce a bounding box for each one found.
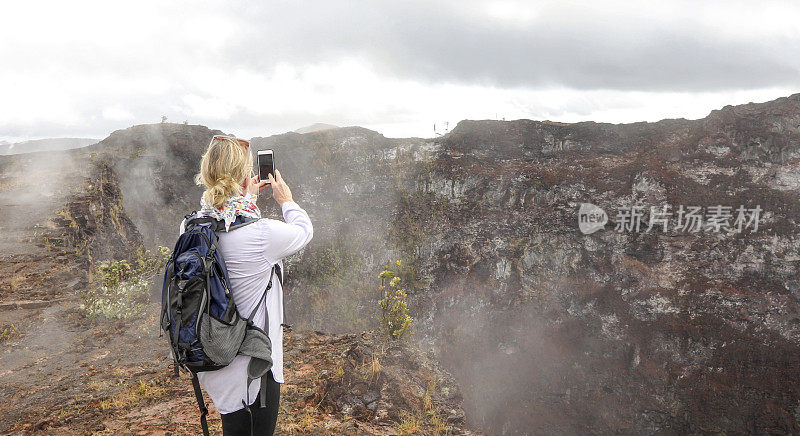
[220,370,281,436]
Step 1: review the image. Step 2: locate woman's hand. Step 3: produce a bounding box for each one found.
[243,175,269,197]
[268,170,294,205]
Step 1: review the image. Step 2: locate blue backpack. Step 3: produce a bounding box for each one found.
[160,212,283,436]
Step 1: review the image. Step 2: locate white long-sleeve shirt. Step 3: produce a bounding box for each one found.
[178,200,313,414]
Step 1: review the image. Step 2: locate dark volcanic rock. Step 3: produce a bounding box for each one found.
[86,123,225,248]
[253,94,800,434]
[6,93,800,434]
[299,330,477,435]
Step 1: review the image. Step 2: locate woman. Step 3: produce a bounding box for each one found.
[180,135,313,435]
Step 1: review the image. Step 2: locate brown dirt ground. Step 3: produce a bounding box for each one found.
[0,297,475,435]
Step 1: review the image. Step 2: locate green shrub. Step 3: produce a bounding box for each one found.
[81,246,170,320]
[0,322,20,344]
[378,260,414,340]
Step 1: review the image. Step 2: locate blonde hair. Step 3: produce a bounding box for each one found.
[194,136,254,208]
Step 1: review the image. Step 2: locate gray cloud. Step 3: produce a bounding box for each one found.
[2,0,799,141]
[223,0,800,91]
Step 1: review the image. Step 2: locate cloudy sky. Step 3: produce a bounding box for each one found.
[2,0,799,142]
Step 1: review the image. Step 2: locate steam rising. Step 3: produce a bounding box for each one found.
[4,92,800,433]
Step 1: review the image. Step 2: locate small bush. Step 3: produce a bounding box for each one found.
[378,260,414,340]
[81,246,170,320]
[0,322,20,344]
[397,411,422,434]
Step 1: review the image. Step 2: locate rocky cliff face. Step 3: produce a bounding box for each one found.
[85,123,225,248]
[3,94,800,434]
[254,95,800,434]
[417,98,800,434]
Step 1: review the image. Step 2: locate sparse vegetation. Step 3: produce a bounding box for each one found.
[0,323,20,344]
[10,273,25,292]
[424,379,451,436]
[80,246,170,320]
[333,364,345,380]
[393,378,452,435]
[397,410,422,434]
[282,402,328,434]
[358,352,383,382]
[389,186,451,293]
[98,378,167,410]
[378,260,414,340]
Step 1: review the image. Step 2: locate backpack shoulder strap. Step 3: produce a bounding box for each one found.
[183,211,214,231]
[275,263,292,330]
[246,264,276,325]
[182,210,261,233]
[185,216,218,229]
[186,215,261,233]
[223,217,261,232]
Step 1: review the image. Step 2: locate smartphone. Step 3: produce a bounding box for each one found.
[257,149,275,183]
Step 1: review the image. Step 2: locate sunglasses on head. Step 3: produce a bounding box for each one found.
[212,135,250,148]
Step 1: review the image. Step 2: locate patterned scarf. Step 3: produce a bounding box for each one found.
[198,192,261,232]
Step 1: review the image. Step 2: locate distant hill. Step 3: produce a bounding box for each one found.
[292,122,339,134]
[0,137,97,155]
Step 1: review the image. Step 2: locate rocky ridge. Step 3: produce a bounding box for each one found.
[255,94,800,433]
[2,93,800,433]
[0,124,476,435]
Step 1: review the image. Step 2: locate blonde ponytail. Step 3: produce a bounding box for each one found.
[195,136,254,208]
